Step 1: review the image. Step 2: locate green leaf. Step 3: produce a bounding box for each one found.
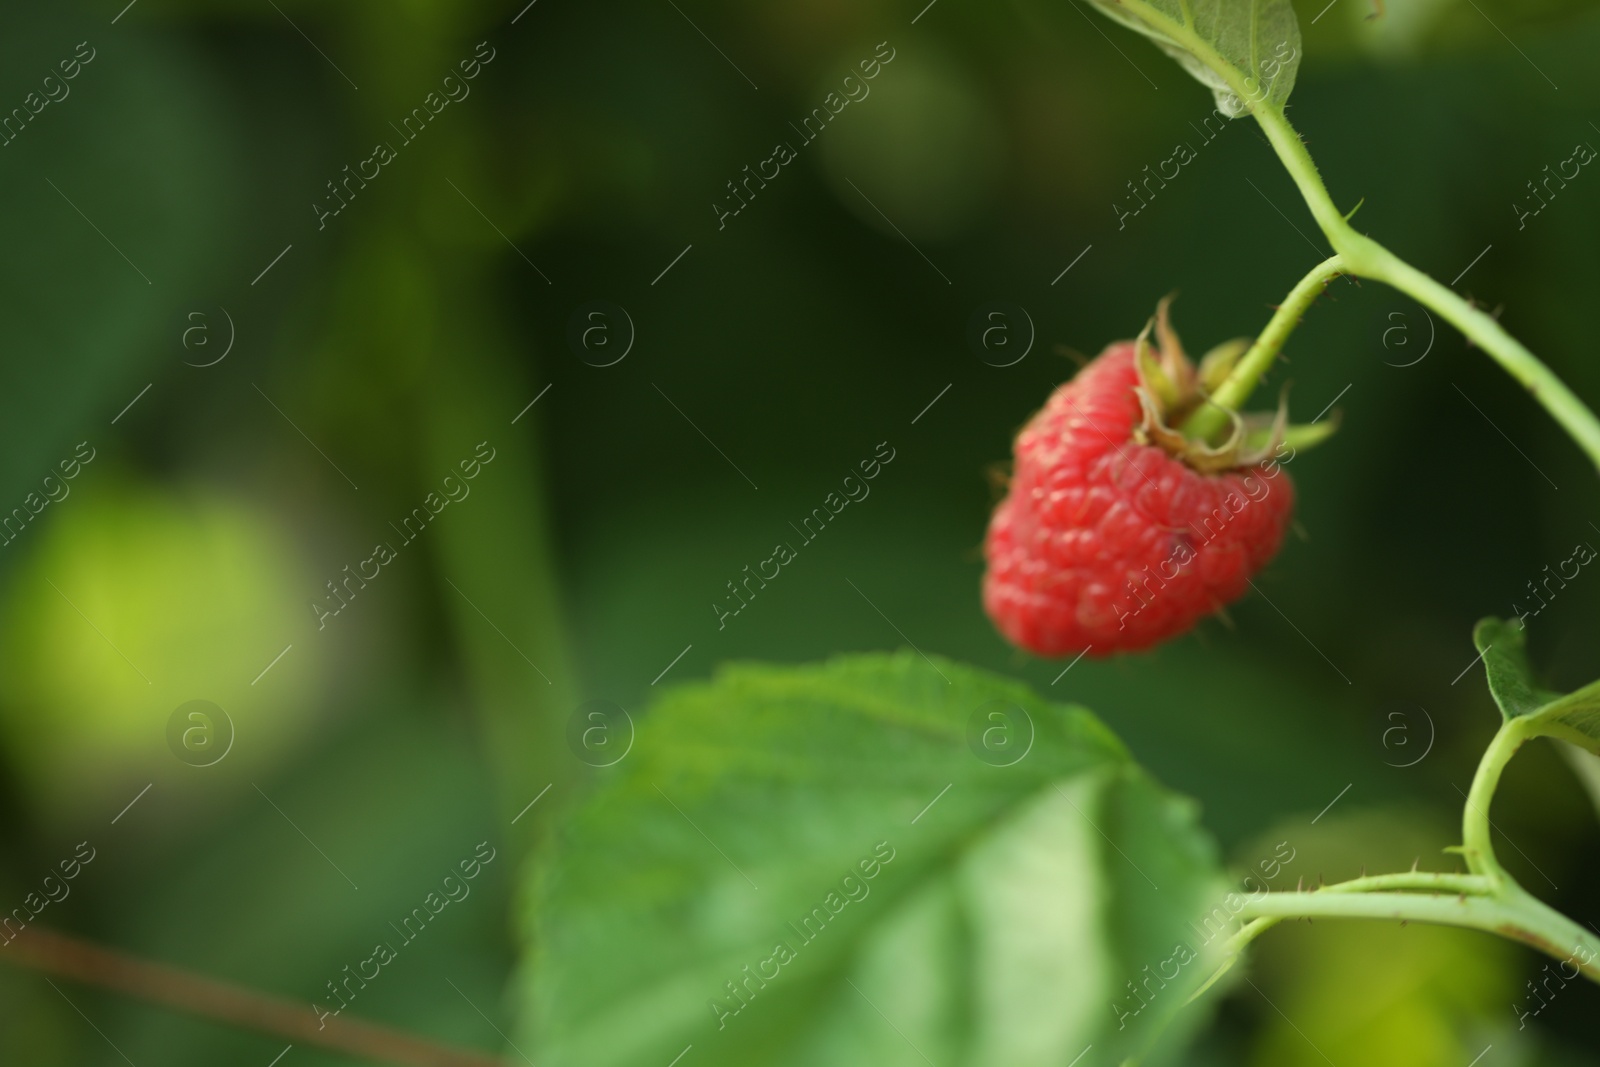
[1084,0,1303,118]
[521,653,1233,1067]
[1473,618,1559,721]
[1473,618,1600,755]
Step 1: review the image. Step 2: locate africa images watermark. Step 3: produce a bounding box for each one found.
[313,41,498,230]
[1515,941,1595,1030]
[713,441,896,629]
[311,441,497,629]
[0,441,96,549]
[1512,136,1595,231]
[312,840,498,1029]
[709,840,897,1030]
[1114,40,1297,230]
[1113,838,1297,1031]
[1510,531,1596,627]
[713,41,898,230]
[0,40,97,148]
[1113,440,1295,633]
[0,841,97,947]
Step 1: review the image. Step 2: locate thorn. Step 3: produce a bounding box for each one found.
[1411,856,1420,872]
[1318,873,1325,887]
[985,463,1012,496]
[1359,866,1367,878]
[1400,920,1409,927]
[1055,343,1090,369]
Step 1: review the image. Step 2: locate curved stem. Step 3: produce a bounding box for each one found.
[1185,916,1281,1005]
[1104,1,1600,470]
[1359,247,1600,471]
[1220,720,1592,985]
[1182,253,1346,441]
[1251,108,1352,252]
[1247,105,1600,474]
[1462,715,1532,881]
[1236,882,1600,984]
[1186,872,1494,1005]
[1317,871,1493,896]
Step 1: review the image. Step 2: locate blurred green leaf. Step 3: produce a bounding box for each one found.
[1475,617,1600,754]
[524,652,1229,1067]
[1475,617,1562,720]
[0,477,321,819]
[0,8,252,506]
[1085,0,1302,116]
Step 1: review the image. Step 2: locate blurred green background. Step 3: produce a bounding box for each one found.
[1,0,1599,1063]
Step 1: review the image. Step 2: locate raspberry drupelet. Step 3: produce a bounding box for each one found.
[984,306,1302,657]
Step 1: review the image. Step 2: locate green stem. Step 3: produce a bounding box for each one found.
[1318,871,1493,895]
[1250,107,1353,250]
[1236,882,1600,983]
[1247,105,1600,474]
[1182,253,1346,441]
[1361,247,1600,470]
[1462,716,1531,881]
[1218,721,1595,984]
[1186,871,1494,1004]
[1186,916,1280,1005]
[1104,4,1600,469]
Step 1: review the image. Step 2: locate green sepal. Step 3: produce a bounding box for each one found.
[1198,339,1250,394]
[1136,319,1183,411]
[1241,414,1339,456]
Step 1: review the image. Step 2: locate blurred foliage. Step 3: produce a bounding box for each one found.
[0,0,1598,1063]
[0,476,319,818]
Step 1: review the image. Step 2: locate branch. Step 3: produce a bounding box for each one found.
[1235,883,1600,983]
[1181,253,1346,441]
[1,926,508,1067]
[1249,104,1600,476]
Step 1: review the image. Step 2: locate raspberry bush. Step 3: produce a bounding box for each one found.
[528,3,1600,1064]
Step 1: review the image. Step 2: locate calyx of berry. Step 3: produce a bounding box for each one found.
[1131,297,1335,474]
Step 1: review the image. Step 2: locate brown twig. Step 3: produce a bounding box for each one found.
[1,925,507,1067]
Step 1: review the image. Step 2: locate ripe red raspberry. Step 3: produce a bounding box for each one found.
[983,314,1297,657]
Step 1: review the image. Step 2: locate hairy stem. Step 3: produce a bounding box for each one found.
[1248,105,1600,474]
[1,926,507,1067]
[1236,882,1600,983]
[1182,253,1346,441]
[1462,715,1532,881]
[1318,871,1494,896]
[1104,1,1600,471]
[1361,247,1600,470]
[1185,916,1281,1005]
[1221,721,1594,984]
